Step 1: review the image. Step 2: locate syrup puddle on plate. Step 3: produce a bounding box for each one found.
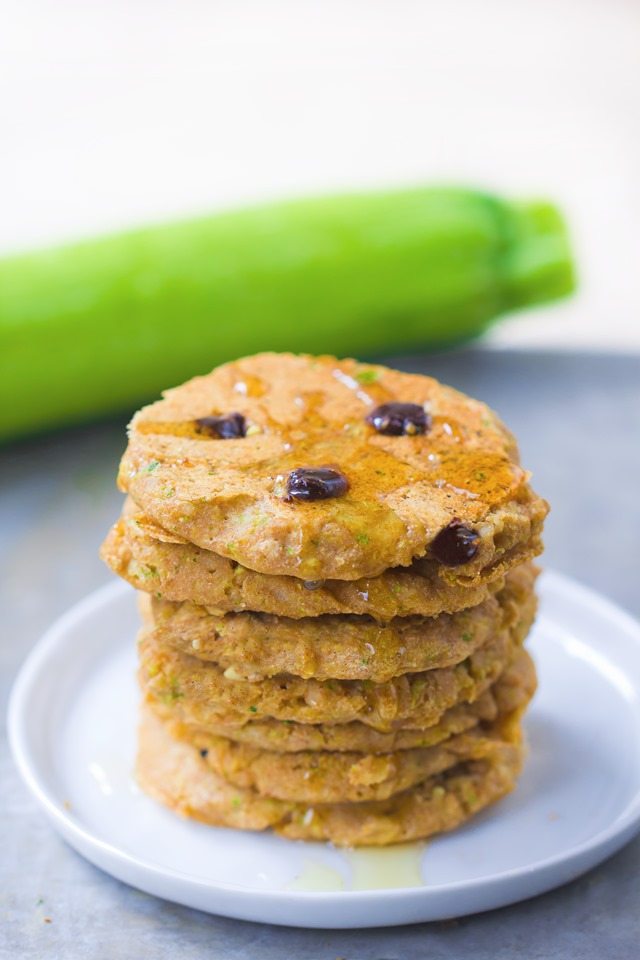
[286,843,426,892]
[286,859,346,891]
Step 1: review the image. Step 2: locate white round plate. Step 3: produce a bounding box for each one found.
[8,571,640,928]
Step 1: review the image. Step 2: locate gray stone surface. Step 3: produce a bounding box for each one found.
[1,349,638,959]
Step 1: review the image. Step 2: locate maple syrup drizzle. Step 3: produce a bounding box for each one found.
[232,372,267,398]
[134,363,522,514]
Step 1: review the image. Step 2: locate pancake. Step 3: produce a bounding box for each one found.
[118,353,548,581]
[139,563,536,682]
[137,705,524,846]
[138,607,531,731]
[148,648,537,754]
[184,715,529,805]
[102,506,516,619]
[153,657,536,804]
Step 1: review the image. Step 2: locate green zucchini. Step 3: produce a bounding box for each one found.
[0,186,574,441]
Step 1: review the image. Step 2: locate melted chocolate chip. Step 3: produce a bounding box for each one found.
[285,467,349,502]
[430,519,480,566]
[195,413,246,439]
[366,402,430,436]
[199,748,209,759]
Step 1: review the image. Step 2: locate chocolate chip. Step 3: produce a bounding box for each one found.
[430,519,480,565]
[285,467,349,502]
[199,748,209,759]
[195,413,246,439]
[366,402,430,436]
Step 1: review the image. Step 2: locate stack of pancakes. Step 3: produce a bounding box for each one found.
[101,353,547,846]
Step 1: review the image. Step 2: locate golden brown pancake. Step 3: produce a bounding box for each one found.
[102,506,528,619]
[138,601,532,732]
[118,353,548,581]
[152,656,536,805]
[137,704,524,846]
[149,648,537,755]
[139,563,536,682]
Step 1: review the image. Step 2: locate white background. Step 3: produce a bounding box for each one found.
[2,0,639,350]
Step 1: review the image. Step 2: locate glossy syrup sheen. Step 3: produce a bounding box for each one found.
[285,843,426,892]
[134,360,523,515]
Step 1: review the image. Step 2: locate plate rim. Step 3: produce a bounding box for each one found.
[8,570,640,918]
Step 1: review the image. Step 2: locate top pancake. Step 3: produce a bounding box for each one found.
[119,353,547,581]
